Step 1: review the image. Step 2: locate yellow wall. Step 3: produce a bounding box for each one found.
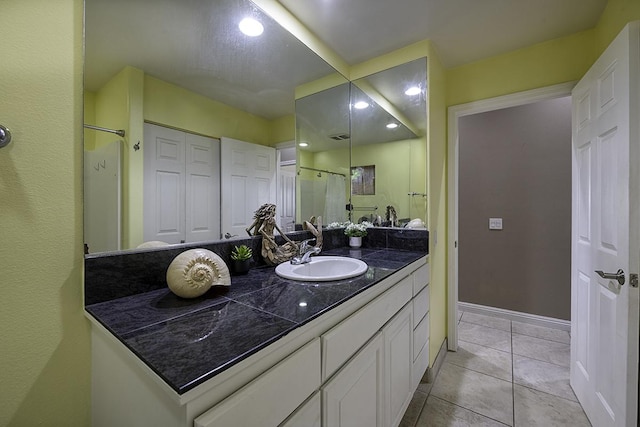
[144,75,273,146]
[0,0,90,426]
[447,30,596,107]
[83,91,96,150]
[426,46,448,366]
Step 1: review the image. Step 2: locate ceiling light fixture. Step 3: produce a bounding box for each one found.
[239,18,264,37]
[353,101,369,109]
[298,142,309,147]
[386,123,399,129]
[405,86,421,96]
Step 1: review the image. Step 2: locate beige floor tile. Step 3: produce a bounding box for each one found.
[458,321,512,353]
[431,363,514,426]
[399,390,429,427]
[512,333,570,367]
[446,340,512,382]
[512,321,570,344]
[461,312,512,332]
[416,396,509,427]
[514,385,591,427]
[513,355,576,402]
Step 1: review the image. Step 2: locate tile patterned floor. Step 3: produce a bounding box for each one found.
[400,310,592,427]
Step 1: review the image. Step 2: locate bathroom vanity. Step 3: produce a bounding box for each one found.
[86,243,429,427]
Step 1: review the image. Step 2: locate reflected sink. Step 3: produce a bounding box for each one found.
[275,256,368,282]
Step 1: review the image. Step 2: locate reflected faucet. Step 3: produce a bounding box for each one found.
[291,238,321,265]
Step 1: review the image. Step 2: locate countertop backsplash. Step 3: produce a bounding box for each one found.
[84,227,428,306]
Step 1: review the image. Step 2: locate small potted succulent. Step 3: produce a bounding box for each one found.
[344,221,371,248]
[230,244,253,275]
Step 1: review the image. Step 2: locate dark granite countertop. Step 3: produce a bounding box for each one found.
[85,247,427,394]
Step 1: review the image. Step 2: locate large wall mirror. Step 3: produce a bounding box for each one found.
[83,0,344,254]
[84,0,427,257]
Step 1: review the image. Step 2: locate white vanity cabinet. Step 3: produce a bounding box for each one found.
[320,303,415,427]
[90,257,430,427]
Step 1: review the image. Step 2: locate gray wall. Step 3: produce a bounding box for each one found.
[458,96,572,320]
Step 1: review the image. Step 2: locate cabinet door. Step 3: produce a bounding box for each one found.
[280,392,321,427]
[322,333,384,427]
[384,304,413,427]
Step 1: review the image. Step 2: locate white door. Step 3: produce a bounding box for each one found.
[570,22,639,427]
[185,133,220,243]
[221,137,276,238]
[143,124,186,244]
[279,168,296,233]
[144,123,220,245]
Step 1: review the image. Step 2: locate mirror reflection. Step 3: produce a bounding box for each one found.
[295,58,428,228]
[83,0,341,254]
[295,82,351,225]
[350,58,428,227]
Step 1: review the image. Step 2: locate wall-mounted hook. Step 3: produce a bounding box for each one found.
[133,141,140,151]
[0,124,12,148]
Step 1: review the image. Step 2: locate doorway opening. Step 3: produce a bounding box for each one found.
[447,82,575,350]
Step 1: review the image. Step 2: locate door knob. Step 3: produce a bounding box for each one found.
[224,232,238,239]
[595,269,625,286]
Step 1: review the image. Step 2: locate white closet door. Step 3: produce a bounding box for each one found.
[221,137,276,238]
[143,124,185,244]
[185,133,220,243]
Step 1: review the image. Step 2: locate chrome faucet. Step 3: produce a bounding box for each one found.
[291,238,321,264]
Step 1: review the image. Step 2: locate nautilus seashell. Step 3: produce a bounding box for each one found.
[166,248,230,298]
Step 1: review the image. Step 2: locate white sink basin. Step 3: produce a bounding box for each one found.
[275,256,368,282]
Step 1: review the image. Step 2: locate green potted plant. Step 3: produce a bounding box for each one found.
[230,244,253,275]
[344,221,371,248]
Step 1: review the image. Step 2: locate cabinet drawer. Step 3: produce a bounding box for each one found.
[322,275,413,381]
[412,263,430,296]
[412,285,430,326]
[194,339,321,427]
[413,313,429,361]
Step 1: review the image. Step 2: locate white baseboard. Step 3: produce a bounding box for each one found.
[458,302,571,332]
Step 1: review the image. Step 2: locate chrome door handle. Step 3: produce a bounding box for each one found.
[224,232,238,239]
[595,269,625,286]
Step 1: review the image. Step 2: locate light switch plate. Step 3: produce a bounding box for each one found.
[489,218,503,230]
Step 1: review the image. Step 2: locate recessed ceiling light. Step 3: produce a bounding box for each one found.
[299,302,308,307]
[354,101,369,109]
[298,142,309,147]
[405,86,421,96]
[239,18,264,37]
[386,123,399,129]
